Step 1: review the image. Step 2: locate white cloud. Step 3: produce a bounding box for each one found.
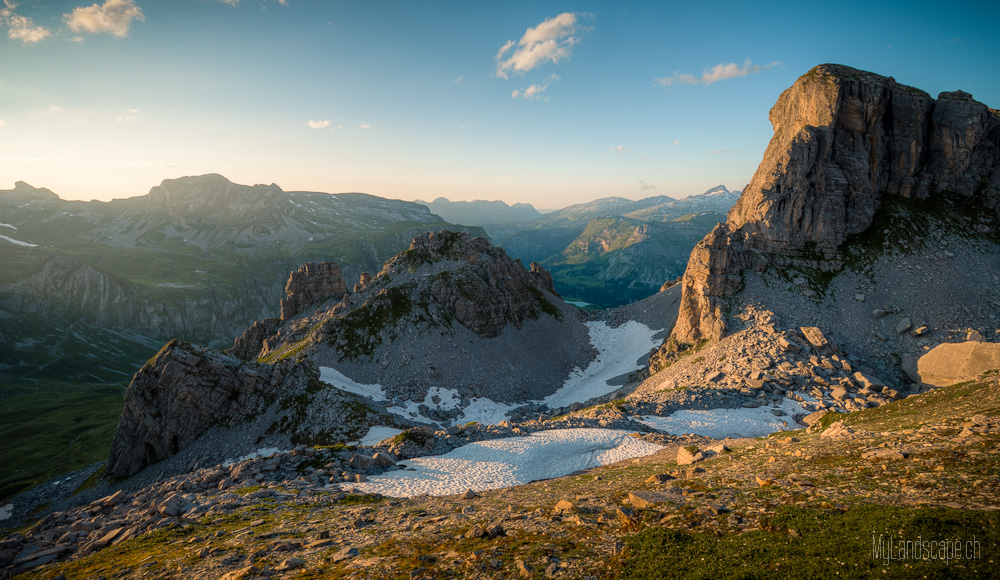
[221,0,288,6]
[655,59,779,87]
[608,145,630,152]
[307,120,331,129]
[495,13,586,79]
[116,108,139,122]
[706,148,733,155]
[359,122,372,129]
[454,75,463,84]
[668,139,681,148]
[511,74,559,100]
[64,0,144,38]
[638,180,656,191]
[2,1,52,44]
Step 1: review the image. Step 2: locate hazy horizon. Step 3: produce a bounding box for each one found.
[2,1,997,207]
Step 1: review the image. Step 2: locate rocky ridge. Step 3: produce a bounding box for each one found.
[259,230,595,404]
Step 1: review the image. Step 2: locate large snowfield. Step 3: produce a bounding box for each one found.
[346,428,663,498]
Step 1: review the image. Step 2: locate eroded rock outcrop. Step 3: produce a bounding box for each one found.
[280,262,349,320]
[228,317,282,361]
[665,64,1000,352]
[107,341,316,477]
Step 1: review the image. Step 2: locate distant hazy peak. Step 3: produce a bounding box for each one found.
[6,181,59,200]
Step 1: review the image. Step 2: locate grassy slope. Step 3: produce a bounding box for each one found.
[0,382,124,501]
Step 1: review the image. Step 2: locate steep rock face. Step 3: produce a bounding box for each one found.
[667,64,1000,349]
[280,262,349,320]
[107,341,316,477]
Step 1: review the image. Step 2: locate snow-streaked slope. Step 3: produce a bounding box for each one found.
[347,428,662,497]
[318,320,661,426]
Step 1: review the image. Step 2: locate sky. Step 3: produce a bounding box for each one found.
[1,0,998,209]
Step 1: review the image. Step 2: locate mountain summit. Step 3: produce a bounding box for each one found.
[655,63,1000,381]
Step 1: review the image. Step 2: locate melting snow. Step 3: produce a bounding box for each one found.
[0,222,15,230]
[347,428,662,497]
[354,426,403,446]
[542,320,661,409]
[222,447,285,467]
[638,396,809,439]
[0,234,37,247]
[319,366,388,401]
[0,504,11,522]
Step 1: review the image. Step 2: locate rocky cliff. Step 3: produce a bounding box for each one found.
[106,342,315,477]
[280,262,349,320]
[665,64,1000,354]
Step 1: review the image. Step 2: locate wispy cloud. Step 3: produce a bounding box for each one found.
[655,59,779,86]
[359,122,372,129]
[608,145,631,152]
[2,1,52,43]
[667,139,681,148]
[65,0,143,38]
[307,120,331,129]
[706,148,733,155]
[453,75,463,85]
[495,13,588,79]
[116,108,139,122]
[511,74,559,100]
[638,180,656,191]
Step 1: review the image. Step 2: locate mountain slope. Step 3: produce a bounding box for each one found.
[0,175,483,384]
[655,63,1000,386]
[415,197,542,228]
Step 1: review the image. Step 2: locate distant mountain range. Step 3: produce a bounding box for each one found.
[416,198,543,226]
[0,174,481,386]
[434,186,742,307]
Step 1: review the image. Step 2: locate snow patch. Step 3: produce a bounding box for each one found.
[319,366,387,401]
[639,397,809,439]
[0,234,37,247]
[542,320,661,409]
[0,503,11,522]
[347,428,662,497]
[354,426,403,446]
[0,222,16,230]
[222,447,285,467]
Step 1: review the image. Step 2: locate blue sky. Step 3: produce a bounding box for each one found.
[1,0,998,208]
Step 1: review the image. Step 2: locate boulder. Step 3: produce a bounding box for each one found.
[917,341,1000,387]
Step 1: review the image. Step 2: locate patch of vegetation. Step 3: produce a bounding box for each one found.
[0,382,124,501]
[331,285,418,359]
[389,429,434,447]
[620,505,999,580]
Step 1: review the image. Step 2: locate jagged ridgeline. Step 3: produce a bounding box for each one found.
[0,174,485,384]
[108,231,594,477]
[652,63,1000,380]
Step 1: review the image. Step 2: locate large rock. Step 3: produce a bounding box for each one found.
[917,341,1000,387]
[280,262,349,320]
[106,341,315,477]
[663,64,1000,350]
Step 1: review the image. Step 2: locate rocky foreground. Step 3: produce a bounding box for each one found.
[3,371,998,579]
